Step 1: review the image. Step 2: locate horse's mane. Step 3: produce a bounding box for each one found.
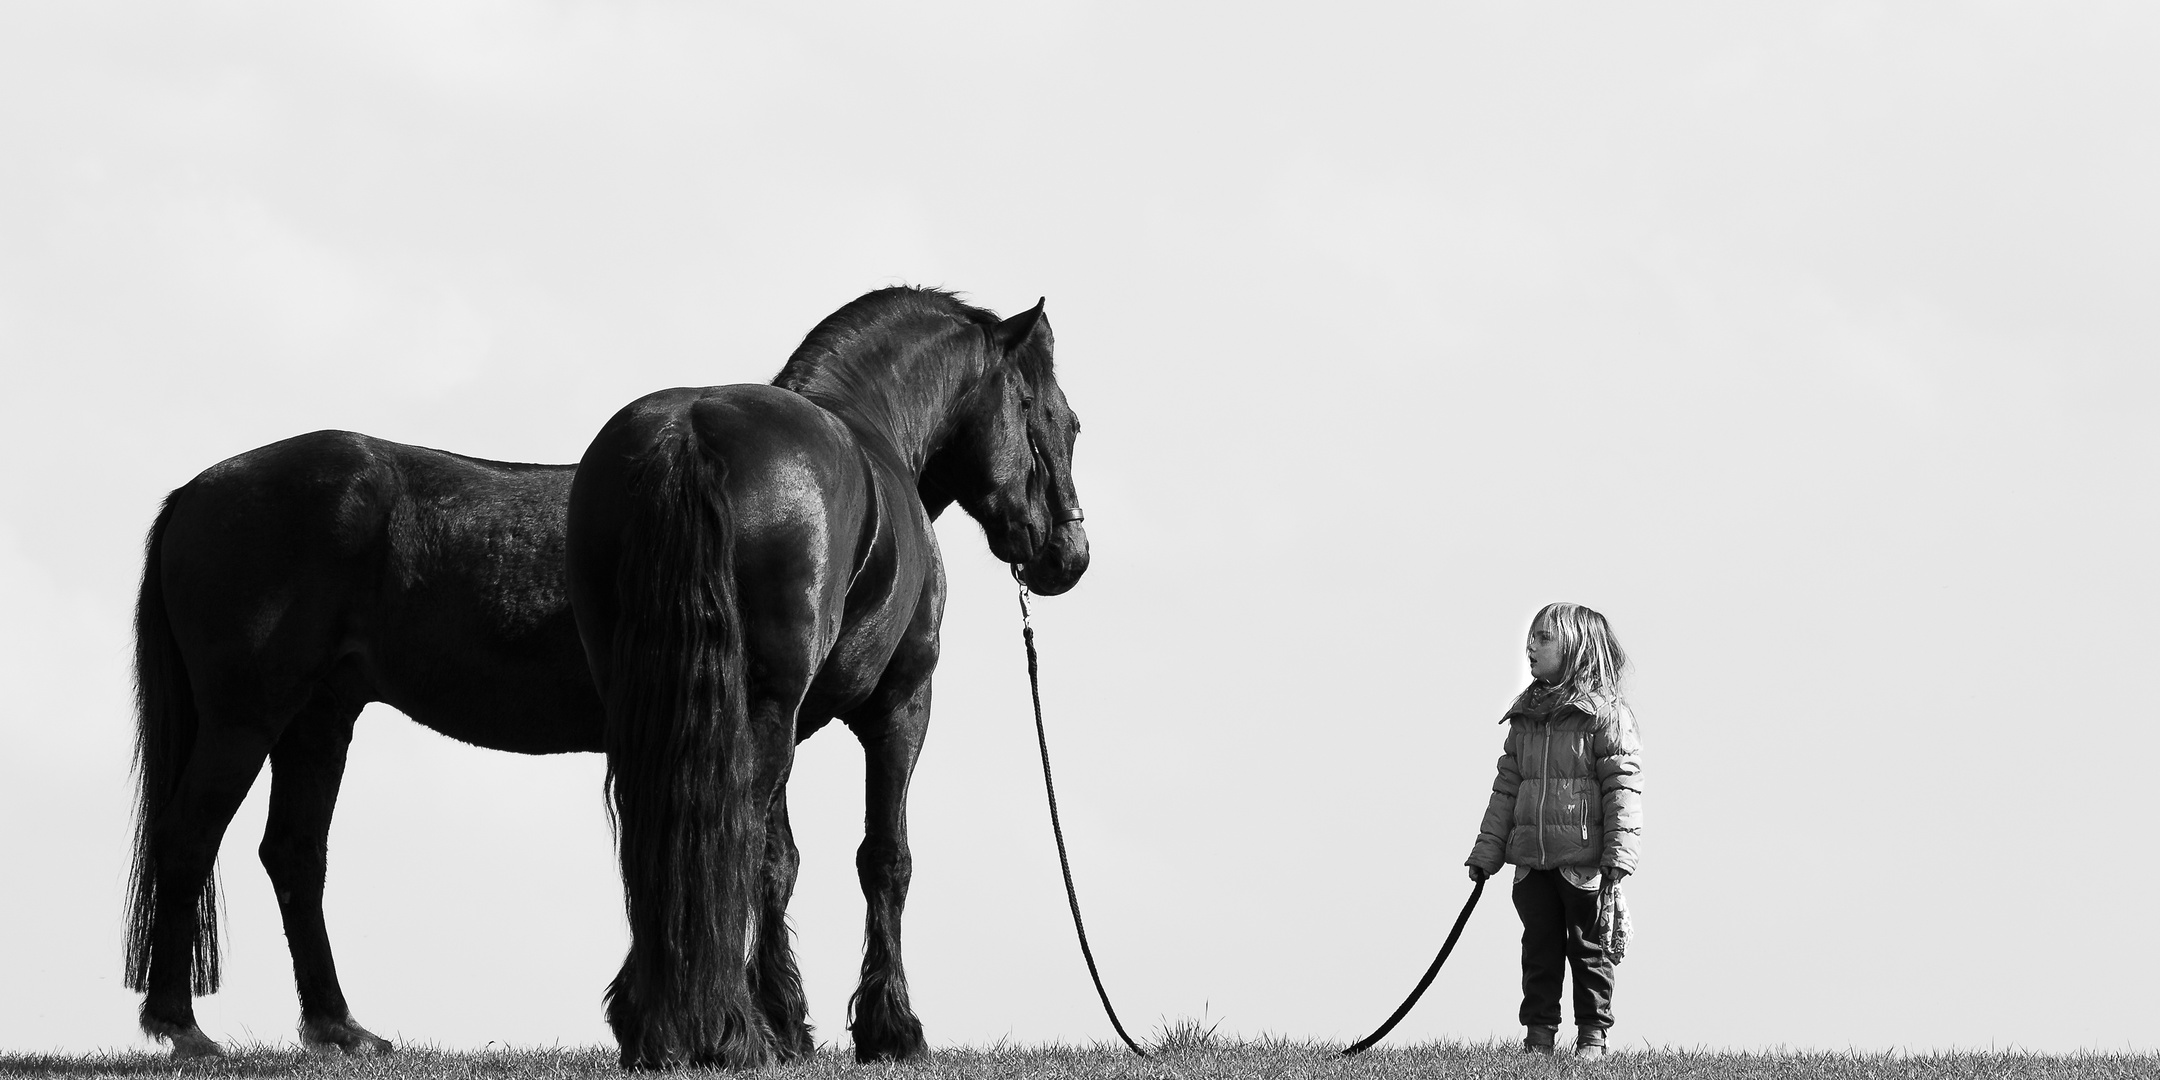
[772,286,1053,402]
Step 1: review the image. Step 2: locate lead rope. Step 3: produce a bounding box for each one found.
[1340,877,1485,1055]
[1009,571,1477,1059]
[1013,569,1149,1058]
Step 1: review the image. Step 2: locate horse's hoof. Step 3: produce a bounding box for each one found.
[301,1016,394,1054]
[853,1041,926,1064]
[850,1026,926,1063]
[169,1031,226,1059]
[143,1016,225,1059]
[849,1004,926,1064]
[764,1016,814,1063]
[772,1032,815,1064]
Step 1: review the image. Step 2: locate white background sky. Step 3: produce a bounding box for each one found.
[2,0,2155,1058]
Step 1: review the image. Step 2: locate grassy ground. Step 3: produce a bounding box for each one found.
[3,1040,2154,1080]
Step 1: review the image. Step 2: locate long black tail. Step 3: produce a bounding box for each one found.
[123,494,220,995]
[600,428,769,1067]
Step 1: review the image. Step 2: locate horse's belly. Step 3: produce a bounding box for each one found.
[369,641,605,755]
[391,686,605,754]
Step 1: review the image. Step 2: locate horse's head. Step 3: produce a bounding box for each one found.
[927,299,1090,595]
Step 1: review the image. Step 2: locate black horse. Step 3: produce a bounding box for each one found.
[125,287,1085,1063]
[565,287,1087,1068]
[126,433,593,1057]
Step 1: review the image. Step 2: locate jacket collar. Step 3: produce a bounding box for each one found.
[1501,683,1615,724]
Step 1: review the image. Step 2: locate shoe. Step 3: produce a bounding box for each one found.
[1522,1025,1558,1054]
[1575,1026,1609,1059]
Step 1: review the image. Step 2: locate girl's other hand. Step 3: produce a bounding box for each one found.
[1467,866,1488,883]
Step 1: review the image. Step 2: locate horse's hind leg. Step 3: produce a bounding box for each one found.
[756,784,813,1060]
[845,683,931,1063]
[259,693,393,1054]
[138,712,277,1058]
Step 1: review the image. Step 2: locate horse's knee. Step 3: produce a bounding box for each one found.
[256,836,294,878]
[256,832,322,890]
[854,840,911,892]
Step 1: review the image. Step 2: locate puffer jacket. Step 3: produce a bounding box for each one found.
[1466,687,1642,875]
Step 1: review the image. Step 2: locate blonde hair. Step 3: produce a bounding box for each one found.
[1532,602,1629,708]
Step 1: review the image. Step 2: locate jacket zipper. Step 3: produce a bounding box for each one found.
[1536,722,1550,866]
[1581,734,1590,841]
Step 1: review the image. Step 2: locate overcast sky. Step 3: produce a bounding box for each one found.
[2,0,2155,1057]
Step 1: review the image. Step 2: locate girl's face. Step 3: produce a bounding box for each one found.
[1526,623,1566,684]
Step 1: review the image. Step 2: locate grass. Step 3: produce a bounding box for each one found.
[3,1040,2155,1080]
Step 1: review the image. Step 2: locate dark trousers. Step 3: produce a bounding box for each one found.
[1511,869,1615,1030]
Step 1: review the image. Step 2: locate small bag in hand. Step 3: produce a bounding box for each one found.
[1595,878,1632,964]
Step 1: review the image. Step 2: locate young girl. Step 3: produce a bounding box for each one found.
[1464,603,1642,1060]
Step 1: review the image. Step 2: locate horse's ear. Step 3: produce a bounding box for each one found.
[991,298,1047,355]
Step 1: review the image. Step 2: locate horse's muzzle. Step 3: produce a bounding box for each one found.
[1019,521,1089,595]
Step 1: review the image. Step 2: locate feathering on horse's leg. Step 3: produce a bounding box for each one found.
[756,778,814,1060]
[259,696,392,1054]
[845,685,932,1063]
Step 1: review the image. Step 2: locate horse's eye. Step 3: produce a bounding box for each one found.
[1020,396,1034,411]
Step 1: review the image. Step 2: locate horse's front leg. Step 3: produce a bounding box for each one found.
[843,682,931,1062]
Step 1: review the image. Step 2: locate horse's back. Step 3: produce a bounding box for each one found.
[157,430,597,751]
[354,442,595,751]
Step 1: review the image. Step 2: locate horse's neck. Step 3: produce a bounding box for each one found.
[801,344,988,479]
